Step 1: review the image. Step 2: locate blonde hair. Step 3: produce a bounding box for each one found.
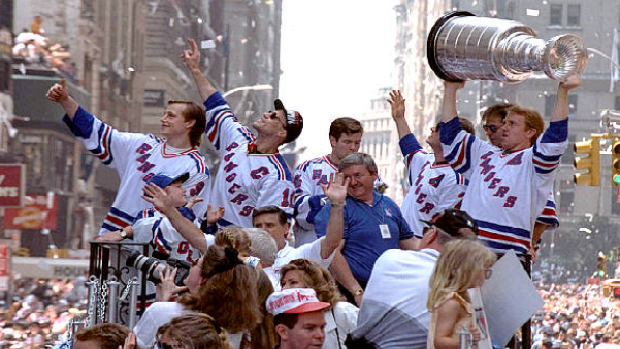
[427,240,496,311]
[508,105,544,145]
[216,227,252,256]
[157,313,234,349]
[280,259,342,306]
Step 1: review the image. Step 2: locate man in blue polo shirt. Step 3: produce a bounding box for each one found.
[314,152,416,306]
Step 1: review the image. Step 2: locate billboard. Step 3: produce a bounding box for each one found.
[4,195,58,230]
[0,164,25,207]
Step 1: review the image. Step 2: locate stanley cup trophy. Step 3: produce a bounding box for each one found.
[427,11,588,83]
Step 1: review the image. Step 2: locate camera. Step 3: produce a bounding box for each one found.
[125,250,191,286]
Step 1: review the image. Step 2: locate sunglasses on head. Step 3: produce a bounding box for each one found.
[155,341,177,349]
[483,124,499,133]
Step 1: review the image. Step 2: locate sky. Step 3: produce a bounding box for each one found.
[279,0,397,161]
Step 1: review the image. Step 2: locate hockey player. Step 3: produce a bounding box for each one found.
[182,39,302,228]
[293,117,363,246]
[439,75,582,257]
[46,80,210,235]
[481,103,560,260]
[387,90,473,243]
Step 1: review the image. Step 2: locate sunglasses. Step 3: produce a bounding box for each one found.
[483,124,500,133]
[267,111,288,129]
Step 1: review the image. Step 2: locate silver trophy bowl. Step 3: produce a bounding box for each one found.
[427,11,588,83]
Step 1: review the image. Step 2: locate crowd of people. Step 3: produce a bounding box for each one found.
[11,16,78,79]
[32,32,587,349]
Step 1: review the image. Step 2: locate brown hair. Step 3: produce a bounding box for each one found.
[509,105,544,145]
[75,323,130,349]
[280,259,342,306]
[251,269,278,349]
[157,313,234,349]
[216,227,252,256]
[167,100,206,148]
[481,103,514,123]
[252,205,288,226]
[329,117,363,141]
[180,245,261,333]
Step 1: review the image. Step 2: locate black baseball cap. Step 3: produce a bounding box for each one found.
[274,99,303,144]
[421,208,479,237]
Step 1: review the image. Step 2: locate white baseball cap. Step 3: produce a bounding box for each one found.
[266,288,330,316]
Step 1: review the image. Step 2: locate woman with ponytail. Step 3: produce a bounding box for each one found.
[134,244,261,349]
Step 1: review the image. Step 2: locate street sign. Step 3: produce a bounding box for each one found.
[4,195,58,230]
[0,164,25,207]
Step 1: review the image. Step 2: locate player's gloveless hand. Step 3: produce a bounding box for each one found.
[45,79,69,103]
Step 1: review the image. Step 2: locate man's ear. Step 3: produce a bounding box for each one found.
[329,135,337,148]
[185,118,196,129]
[275,324,289,341]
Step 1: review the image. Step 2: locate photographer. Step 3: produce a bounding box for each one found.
[133,244,262,349]
[97,172,221,302]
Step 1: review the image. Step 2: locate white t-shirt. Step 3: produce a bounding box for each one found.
[352,248,439,349]
[324,302,359,349]
[134,302,189,349]
[263,238,336,290]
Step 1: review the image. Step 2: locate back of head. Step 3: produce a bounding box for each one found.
[427,239,496,310]
[481,103,514,123]
[508,105,544,145]
[338,152,378,174]
[280,259,341,306]
[329,117,363,140]
[167,100,206,148]
[157,313,234,349]
[196,245,262,333]
[75,323,130,349]
[216,227,252,256]
[458,118,476,135]
[244,228,278,267]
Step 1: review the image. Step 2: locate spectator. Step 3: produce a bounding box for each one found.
[267,288,331,349]
[156,313,234,349]
[349,209,478,349]
[427,239,496,349]
[314,152,416,305]
[281,259,358,349]
[73,323,131,349]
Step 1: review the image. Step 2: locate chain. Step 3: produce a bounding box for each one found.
[119,282,132,303]
[99,281,108,323]
[85,276,99,327]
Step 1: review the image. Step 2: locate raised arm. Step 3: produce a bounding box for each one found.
[142,184,209,253]
[182,39,218,101]
[550,74,582,123]
[387,90,412,140]
[440,81,465,123]
[319,173,350,259]
[45,79,79,119]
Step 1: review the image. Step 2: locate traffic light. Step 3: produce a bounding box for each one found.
[574,137,600,186]
[596,253,608,279]
[612,140,620,186]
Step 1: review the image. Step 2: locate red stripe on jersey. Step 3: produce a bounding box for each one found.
[98,125,112,161]
[105,214,131,228]
[207,111,232,143]
[478,229,531,250]
[541,207,557,216]
[533,160,558,168]
[452,135,468,168]
[270,155,285,180]
[323,156,338,171]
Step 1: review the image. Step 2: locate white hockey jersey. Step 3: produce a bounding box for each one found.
[132,208,207,264]
[440,117,568,255]
[293,155,338,246]
[63,107,210,234]
[204,92,294,228]
[398,134,466,238]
